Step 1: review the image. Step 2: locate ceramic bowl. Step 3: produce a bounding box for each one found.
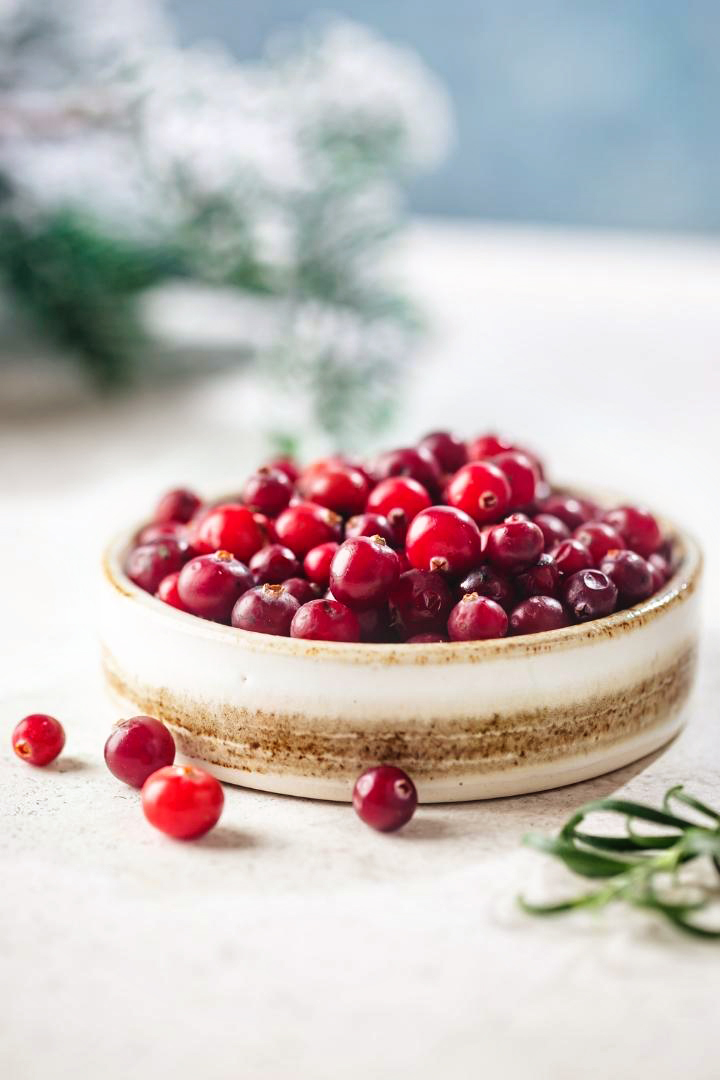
[100,513,702,803]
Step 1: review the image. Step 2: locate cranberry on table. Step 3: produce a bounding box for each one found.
[125,538,190,594]
[419,430,467,474]
[345,512,397,547]
[467,433,514,460]
[366,476,432,526]
[249,543,300,585]
[242,467,293,517]
[533,512,571,551]
[142,765,224,840]
[514,553,561,599]
[537,493,598,530]
[193,503,265,563]
[372,446,441,494]
[573,521,624,563]
[491,450,538,509]
[304,542,341,587]
[551,538,594,577]
[445,461,511,525]
[275,501,342,557]
[12,714,65,766]
[459,564,515,610]
[448,592,508,641]
[155,571,189,611]
[301,464,370,517]
[330,535,400,610]
[352,765,418,832]
[405,506,483,576]
[153,488,201,525]
[509,596,569,635]
[177,550,253,622]
[602,506,662,558]
[563,569,618,622]
[485,517,544,571]
[407,632,449,643]
[600,549,654,603]
[231,583,300,636]
[104,715,176,788]
[282,577,321,605]
[388,569,453,636]
[290,598,361,642]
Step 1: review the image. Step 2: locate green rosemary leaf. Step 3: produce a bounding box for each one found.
[572,830,680,853]
[656,909,720,940]
[518,892,606,916]
[561,798,694,840]
[523,833,637,878]
[681,830,720,858]
[664,786,720,824]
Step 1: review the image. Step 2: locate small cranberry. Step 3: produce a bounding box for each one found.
[194,503,265,562]
[249,543,300,585]
[406,632,448,643]
[372,446,441,494]
[304,542,341,586]
[447,593,508,641]
[301,465,369,517]
[329,536,400,610]
[573,521,624,564]
[388,569,453,636]
[353,765,418,832]
[290,599,361,642]
[485,517,544,571]
[366,477,432,525]
[153,488,201,525]
[459,565,515,610]
[563,569,618,621]
[533,512,571,551]
[275,502,343,557]
[137,521,187,545]
[142,765,224,840]
[267,458,300,484]
[12,714,65,766]
[357,605,395,643]
[125,538,190,594]
[405,506,483,576]
[242,467,293,517]
[467,433,514,460]
[177,550,253,623]
[514,553,561,599]
[551,538,594,577]
[345,512,398,547]
[538,494,598,530]
[282,577,322,605]
[602,506,662,558]
[231,583,299,636]
[419,431,467,474]
[649,552,671,587]
[445,461,512,525]
[600,550,654,603]
[491,450,538,509]
[509,596,570,635]
[155,571,189,611]
[104,716,176,788]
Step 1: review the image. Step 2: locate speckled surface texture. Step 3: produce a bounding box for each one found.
[2,223,720,1079]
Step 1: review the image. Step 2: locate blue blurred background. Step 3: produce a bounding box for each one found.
[170,0,720,231]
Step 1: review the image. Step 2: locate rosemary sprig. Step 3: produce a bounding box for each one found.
[520,785,720,939]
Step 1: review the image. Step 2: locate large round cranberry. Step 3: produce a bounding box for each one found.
[177,550,253,622]
[290,599,361,642]
[491,450,538,509]
[573,521,624,564]
[563,569,618,621]
[303,542,340,587]
[366,477,432,526]
[445,461,511,525]
[602,506,662,558]
[104,716,176,788]
[249,543,300,584]
[301,465,369,517]
[353,765,418,832]
[537,493,598,530]
[533,512,571,551]
[275,502,342,557]
[447,593,508,641]
[242,467,293,516]
[509,596,570,635]
[459,565,515,610]
[485,517,544,571]
[551,538,593,577]
[12,713,65,766]
[405,506,483,576]
[372,446,441,494]
[345,512,398,547]
[467,433,514,460]
[231,583,299,636]
[142,765,223,840]
[193,503,265,563]
[514,553,560,599]
[153,488,201,525]
[282,577,321,605]
[388,569,453,636]
[600,549,654,603]
[419,431,467,473]
[329,536,400,610]
[125,539,190,594]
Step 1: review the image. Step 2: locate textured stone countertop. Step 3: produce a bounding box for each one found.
[2,222,719,1079]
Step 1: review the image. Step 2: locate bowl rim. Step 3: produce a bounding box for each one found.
[102,513,702,666]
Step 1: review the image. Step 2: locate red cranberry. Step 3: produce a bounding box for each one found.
[249,543,300,584]
[509,596,570,635]
[177,550,253,622]
[155,571,189,611]
[267,458,300,484]
[194,503,265,563]
[533,512,571,551]
[515,553,561,598]
[301,465,369,517]
[282,577,321,605]
[104,715,176,788]
[563,569,618,621]
[573,521,624,564]
[252,512,278,545]
[407,632,448,643]
[459,565,515,610]
[329,536,400,610]
[153,488,201,525]
[372,446,441,494]
[600,550,654,603]
[125,539,190,594]
[12,713,65,766]
[242,467,292,516]
[649,552,671,585]
[388,569,453,636]
[357,605,395,643]
[602,506,662,558]
[491,450,538,509]
[419,431,467,473]
[142,764,224,840]
[290,599,361,642]
[448,593,508,641]
[137,521,187,545]
[551,538,594,577]
[467,433,514,460]
[275,502,342,557]
[538,494,598,530]
[405,506,483,576]
[304,542,340,586]
[231,583,299,636]
[485,517,544,571]
[445,461,512,525]
[353,765,418,832]
[345,512,397,547]
[366,477,432,525]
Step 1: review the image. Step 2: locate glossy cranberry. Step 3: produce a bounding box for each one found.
[304,542,340,586]
[125,539,190,594]
[155,571,189,611]
[515,553,561,598]
[407,632,448,643]
[533,512,571,551]
[329,536,400,610]
[353,765,418,832]
[459,565,515,609]
[538,494,598,530]
[419,431,467,473]
[153,488,201,525]
[345,512,398,547]
[12,713,65,766]
[267,458,300,484]
[301,465,369,517]
[491,450,538,509]
[142,765,224,840]
[563,569,618,621]
[275,502,342,557]
[573,521,624,564]
[445,461,512,525]
[177,550,253,622]
[405,506,483,576]
[242,467,293,517]
[231,583,299,636]
[485,517,544,571]
[366,476,432,525]
[104,715,175,788]
[282,577,322,605]
[551,538,594,577]
[290,599,361,642]
[372,446,441,494]
[194,503,265,563]
[509,596,570,635]
[599,550,654,603]
[447,593,508,641]
[137,520,187,545]
[388,569,453,636]
[467,433,514,460]
[602,506,662,558]
[248,543,299,585]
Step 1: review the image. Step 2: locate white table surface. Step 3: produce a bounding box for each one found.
[2,220,720,1079]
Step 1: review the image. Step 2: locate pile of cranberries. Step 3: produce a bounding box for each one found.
[125,432,675,643]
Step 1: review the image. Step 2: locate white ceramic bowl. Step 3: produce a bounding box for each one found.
[100,516,701,803]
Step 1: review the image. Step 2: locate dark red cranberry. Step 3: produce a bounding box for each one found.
[275,502,342,557]
[515,553,561,598]
[491,450,538,509]
[649,552,671,586]
[551,538,594,577]
[267,458,300,484]
[249,543,300,585]
[366,476,432,525]
[125,539,190,594]
[12,713,65,766]
[153,488,201,525]
[282,577,321,605]
[509,596,570,635]
[252,512,278,545]
[467,433,514,460]
[599,550,654,603]
[137,521,187,545]
[242,467,293,517]
[353,765,418,832]
[177,550,253,622]
[357,605,395,643]
[329,536,400,610]
[303,542,340,586]
[193,503,265,563]
[104,715,176,788]
[573,521,624,564]
[372,446,441,494]
[533,512,571,551]
[602,506,662,558]
[459,565,515,610]
[388,569,453,636]
[563,569,618,621]
[447,593,508,641]
[290,599,361,642]
[419,431,467,473]
[445,461,511,525]
[405,506,482,576]
[407,632,448,643]
[485,517,544,571]
[538,494,598,530]
[231,583,300,636]
[301,465,369,517]
[345,512,397,547]
[142,764,224,840]
[155,571,189,611]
